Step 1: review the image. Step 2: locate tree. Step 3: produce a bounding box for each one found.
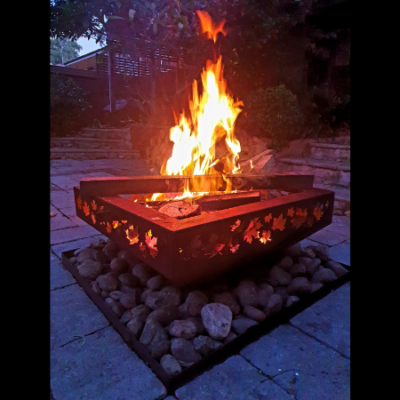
[50,37,82,65]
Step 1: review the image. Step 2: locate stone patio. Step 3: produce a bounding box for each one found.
[50,158,350,400]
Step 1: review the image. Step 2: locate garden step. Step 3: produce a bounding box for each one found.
[80,127,131,141]
[313,183,350,212]
[309,143,350,163]
[50,147,140,160]
[50,137,132,151]
[275,157,350,189]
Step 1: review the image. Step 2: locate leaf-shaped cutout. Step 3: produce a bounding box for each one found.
[313,207,324,221]
[82,201,90,216]
[76,196,82,210]
[208,243,225,258]
[229,242,240,253]
[272,214,286,231]
[112,221,121,229]
[91,200,97,211]
[291,215,307,229]
[139,242,146,257]
[121,220,128,224]
[230,219,241,232]
[105,222,112,233]
[145,230,158,258]
[244,218,262,244]
[260,230,271,244]
[264,213,272,223]
[181,235,203,260]
[306,216,314,227]
[126,225,139,245]
[90,213,96,225]
[287,207,294,217]
[296,207,308,217]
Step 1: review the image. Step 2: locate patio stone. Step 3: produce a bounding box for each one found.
[175,355,265,400]
[307,229,347,247]
[50,225,100,245]
[50,284,109,349]
[50,326,167,400]
[50,213,77,231]
[50,190,76,209]
[51,235,106,258]
[328,242,350,266]
[290,282,350,358]
[59,206,78,217]
[240,324,350,400]
[323,222,350,238]
[50,175,81,190]
[253,379,295,399]
[50,252,76,290]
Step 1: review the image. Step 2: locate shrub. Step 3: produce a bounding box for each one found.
[50,74,91,137]
[243,84,303,151]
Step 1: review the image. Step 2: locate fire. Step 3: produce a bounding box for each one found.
[151,12,243,202]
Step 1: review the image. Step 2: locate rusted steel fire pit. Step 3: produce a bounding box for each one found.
[74,173,334,286]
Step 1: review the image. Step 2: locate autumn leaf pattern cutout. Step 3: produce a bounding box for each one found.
[105,222,112,233]
[244,218,262,243]
[259,230,272,244]
[91,200,97,211]
[126,225,139,245]
[313,207,324,221]
[287,207,294,217]
[208,243,225,258]
[230,219,241,232]
[90,213,96,225]
[76,196,82,210]
[264,213,272,223]
[229,242,240,253]
[82,201,90,216]
[145,230,158,258]
[272,213,286,231]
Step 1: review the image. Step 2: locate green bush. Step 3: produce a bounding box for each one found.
[50,74,91,137]
[243,84,303,151]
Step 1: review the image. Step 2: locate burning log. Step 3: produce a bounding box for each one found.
[240,149,274,174]
[195,191,260,211]
[158,201,200,219]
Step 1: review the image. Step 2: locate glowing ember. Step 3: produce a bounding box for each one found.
[151,11,243,202]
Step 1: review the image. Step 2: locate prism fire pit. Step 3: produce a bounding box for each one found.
[73,173,334,286]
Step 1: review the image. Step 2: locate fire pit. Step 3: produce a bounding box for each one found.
[74,173,333,286]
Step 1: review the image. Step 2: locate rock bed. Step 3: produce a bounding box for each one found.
[69,238,348,378]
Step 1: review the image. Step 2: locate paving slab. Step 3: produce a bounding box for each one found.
[332,215,350,225]
[50,326,167,400]
[51,235,105,258]
[175,355,266,400]
[252,379,295,399]
[50,213,77,231]
[50,224,100,245]
[299,238,329,251]
[323,222,350,237]
[50,284,109,349]
[307,229,348,246]
[69,215,89,226]
[50,190,76,209]
[328,242,350,266]
[240,324,350,400]
[50,252,76,290]
[290,282,350,358]
[58,206,78,218]
[50,175,81,190]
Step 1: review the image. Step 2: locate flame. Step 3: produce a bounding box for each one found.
[196,10,228,43]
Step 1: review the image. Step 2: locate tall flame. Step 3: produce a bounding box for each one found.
[196,10,228,43]
[151,12,242,201]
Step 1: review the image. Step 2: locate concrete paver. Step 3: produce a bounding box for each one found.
[290,282,350,358]
[50,284,110,349]
[50,224,101,245]
[51,235,105,258]
[328,242,351,266]
[240,324,350,400]
[323,222,350,237]
[174,355,266,400]
[50,190,76,209]
[51,326,167,400]
[50,213,77,231]
[307,228,348,246]
[50,252,76,290]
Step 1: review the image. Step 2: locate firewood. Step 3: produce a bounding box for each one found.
[158,201,200,219]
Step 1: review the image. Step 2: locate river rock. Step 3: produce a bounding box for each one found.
[268,266,292,286]
[171,338,202,367]
[277,256,293,271]
[139,318,170,359]
[179,291,208,317]
[284,243,302,258]
[120,292,138,309]
[105,271,119,279]
[310,282,324,293]
[110,257,129,273]
[243,305,266,322]
[126,305,152,336]
[90,237,106,250]
[104,298,124,317]
[147,305,182,326]
[285,296,300,307]
[169,320,197,339]
[298,257,313,269]
[102,244,118,260]
[223,331,238,344]
[186,317,206,335]
[90,281,101,295]
[117,250,139,268]
[120,310,133,324]
[77,247,95,263]
[289,263,307,278]
[77,259,103,280]
[307,244,331,262]
[100,290,109,299]
[132,263,156,285]
[213,292,241,315]
[193,335,222,356]
[109,290,123,300]
[306,258,321,275]
[273,286,288,303]
[201,303,232,340]
[311,268,337,284]
[96,274,120,292]
[231,317,258,335]
[234,280,258,307]
[287,277,312,296]
[256,283,274,308]
[118,273,140,288]
[146,286,181,310]
[300,247,316,258]
[264,293,283,317]
[93,250,109,264]
[160,354,182,377]
[147,274,169,290]
[326,260,348,278]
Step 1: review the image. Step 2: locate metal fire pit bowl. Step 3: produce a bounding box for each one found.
[74,173,334,286]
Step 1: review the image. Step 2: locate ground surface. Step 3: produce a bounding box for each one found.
[50,158,350,400]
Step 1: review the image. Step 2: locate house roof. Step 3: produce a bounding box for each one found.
[64,46,107,66]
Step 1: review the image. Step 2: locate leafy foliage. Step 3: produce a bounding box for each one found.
[50,74,92,136]
[244,84,303,150]
[50,38,82,65]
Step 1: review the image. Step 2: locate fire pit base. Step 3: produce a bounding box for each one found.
[62,243,350,393]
